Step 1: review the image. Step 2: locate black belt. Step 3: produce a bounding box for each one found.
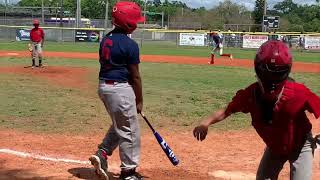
[104,80,127,84]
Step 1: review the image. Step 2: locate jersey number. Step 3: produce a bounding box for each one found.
[102,39,113,61]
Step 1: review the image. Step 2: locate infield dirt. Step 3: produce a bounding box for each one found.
[0,52,319,179]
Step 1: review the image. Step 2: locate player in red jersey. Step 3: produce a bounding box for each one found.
[30,19,45,68]
[194,40,320,180]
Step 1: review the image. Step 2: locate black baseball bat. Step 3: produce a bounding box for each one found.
[140,113,180,166]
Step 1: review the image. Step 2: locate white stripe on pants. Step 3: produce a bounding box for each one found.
[97,80,140,170]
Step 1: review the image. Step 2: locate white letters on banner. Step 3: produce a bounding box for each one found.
[243,35,268,48]
[304,36,320,50]
[179,33,205,46]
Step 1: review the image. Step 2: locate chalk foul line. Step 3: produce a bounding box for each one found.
[0,148,90,165]
[1,148,318,180]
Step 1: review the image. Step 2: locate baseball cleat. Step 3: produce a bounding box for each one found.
[315,135,320,145]
[120,170,143,180]
[120,173,144,180]
[89,149,109,180]
[89,155,109,180]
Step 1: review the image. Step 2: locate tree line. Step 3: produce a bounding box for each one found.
[1,0,320,32]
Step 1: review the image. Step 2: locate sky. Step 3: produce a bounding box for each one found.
[3,0,318,10]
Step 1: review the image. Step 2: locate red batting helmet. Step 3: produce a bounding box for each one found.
[112,1,145,34]
[255,40,292,91]
[33,19,40,25]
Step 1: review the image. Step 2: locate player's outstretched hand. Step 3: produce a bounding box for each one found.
[193,124,208,141]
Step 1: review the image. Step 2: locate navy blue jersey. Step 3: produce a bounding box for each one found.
[212,33,223,45]
[99,30,140,82]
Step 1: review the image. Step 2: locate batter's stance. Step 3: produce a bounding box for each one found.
[89,2,144,180]
[194,40,320,180]
[208,30,233,64]
[30,19,45,68]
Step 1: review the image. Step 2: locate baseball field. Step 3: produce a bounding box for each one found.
[0,41,319,179]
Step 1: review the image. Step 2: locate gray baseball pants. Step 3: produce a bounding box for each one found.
[31,42,43,59]
[97,80,141,170]
[256,133,315,180]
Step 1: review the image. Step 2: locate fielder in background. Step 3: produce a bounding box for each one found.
[194,40,320,180]
[208,30,233,64]
[30,19,45,68]
[89,1,144,180]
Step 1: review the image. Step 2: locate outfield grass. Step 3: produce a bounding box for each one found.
[0,57,319,134]
[0,41,319,63]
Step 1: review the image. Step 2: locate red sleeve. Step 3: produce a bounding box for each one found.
[41,29,45,39]
[305,89,320,119]
[226,84,255,114]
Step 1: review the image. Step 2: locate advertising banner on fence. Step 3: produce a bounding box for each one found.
[16,29,31,41]
[75,30,100,42]
[243,35,268,48]
[179,33,205,46]
[304,36,320,50]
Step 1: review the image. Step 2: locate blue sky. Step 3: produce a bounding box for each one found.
[3,0,318,10]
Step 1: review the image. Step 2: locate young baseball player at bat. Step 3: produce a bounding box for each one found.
[30,19,45,68]
[194,40,320,180]
[208,30,233,64]
[89,2,144,180]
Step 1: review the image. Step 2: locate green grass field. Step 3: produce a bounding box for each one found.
[0,57,319,134]
[0,41,320,63]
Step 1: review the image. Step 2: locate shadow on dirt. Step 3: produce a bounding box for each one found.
[68,167,150,180]
[0,168,54,180]
[68,167,117,180]
[0,159,54,179]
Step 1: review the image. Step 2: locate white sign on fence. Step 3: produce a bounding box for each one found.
[304,36,320,50]
[243,35,268,48]
[179,33,205,46]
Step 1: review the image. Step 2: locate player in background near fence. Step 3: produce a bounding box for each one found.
[30,19,45,68]
[194,40,320,180]
[208,30,233,64]
[298,34,305,51]
[89,1,145,180]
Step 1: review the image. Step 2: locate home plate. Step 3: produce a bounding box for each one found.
[7,53,19,56]
[209,170,255,180]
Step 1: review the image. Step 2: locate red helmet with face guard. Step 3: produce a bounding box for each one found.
[112,1,145,34]
[255,40,292,92]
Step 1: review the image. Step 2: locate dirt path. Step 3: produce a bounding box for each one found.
[0,50,319,73]
[0,51,320,179]
[0,66,90,89]
[1,128,319,180]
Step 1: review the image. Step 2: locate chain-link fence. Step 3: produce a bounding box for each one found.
[0,25,179,44]
[1,24,320,52]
